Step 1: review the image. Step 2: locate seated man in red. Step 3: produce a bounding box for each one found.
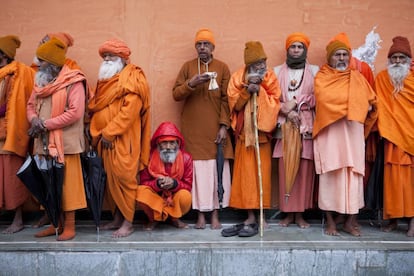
[136,121,193,230]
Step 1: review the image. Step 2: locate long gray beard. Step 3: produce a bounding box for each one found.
[35,65,58,87]
[98,57,124,80]
[387,60,411,95]
[159,148,178,163]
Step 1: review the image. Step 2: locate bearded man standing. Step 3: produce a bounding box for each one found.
[173,28,233,230]
[0,35,34,234]
[88,38,151,238]
[222,41,280,237]
[313,33,377,237]
[375,36,414,237]
[272,32,318,229]
[136,122,192,230]
[27,37,88,241]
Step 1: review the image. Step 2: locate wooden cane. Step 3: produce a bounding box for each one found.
[252,92,264,237]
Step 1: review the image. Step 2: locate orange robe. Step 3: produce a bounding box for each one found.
[375,70,414,219]
[227,67,280,209]
[0,61,34,210]
[88,64,151,222]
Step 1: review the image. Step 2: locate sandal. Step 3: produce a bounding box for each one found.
[238,223,259,237]
[221,223,244,237]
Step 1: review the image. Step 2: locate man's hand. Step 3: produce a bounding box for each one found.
[101,136,113,149]
[281,100,297,115]
[157,176,176,190]
[214,125,227,144]
[247,83,260,94]
[28,117,46,138]
[188,73,211,88]
[287,110,300,129]
[247,75,262,85]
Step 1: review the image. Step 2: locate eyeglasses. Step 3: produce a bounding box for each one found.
[390,54,407,62]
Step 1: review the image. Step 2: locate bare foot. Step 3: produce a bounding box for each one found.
[143,221,158,231]
[407,218,414,237]
[279,213,294,227]
[325,222,340,236]
[381,219,398,233]
[343,224,361,237]
[112,220,134,238]
[210,210,222,230]
[295,217,310,229]
[32,213,50,229]
[171,218,189,229]
[2,223,24,234]
[195,212,206,229]
[101,221,122,230]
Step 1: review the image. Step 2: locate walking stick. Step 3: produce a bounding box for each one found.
[252,92,264,237]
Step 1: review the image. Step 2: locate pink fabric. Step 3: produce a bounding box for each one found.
[318,167,364,214]
[314,119,365,214]
[313,119,365,175]
[0,154,29,210]
[191,159,231,211]
[277,158,314,212]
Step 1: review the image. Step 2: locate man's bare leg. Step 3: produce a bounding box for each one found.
[324,211,340,236]
[101,209,123,230]
[382,218,398,232]
[407,217,414,237]
[112,219,134,238]
[2,206,24,234]
[279,212,294,227]
[210,209,222,229]
[32,212,50,228]
[343,214,361,236]
[295,212,310,229]
[171,217,189,229]
[244,209,256,225]
[195,211,206,229]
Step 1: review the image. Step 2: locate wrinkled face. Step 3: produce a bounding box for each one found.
[248,59,267,76]
[389,53,409,65]
[329,49,350,71]
[288,42,305,58]
[195,40,214,62]
[158,140,179,163]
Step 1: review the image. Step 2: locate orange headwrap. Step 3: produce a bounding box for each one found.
[47,32,74,48]
[326,32,351,61]
[99,38,131,62]
[285,32,310,50]
[157,136,178,144]
[195,28,215,46]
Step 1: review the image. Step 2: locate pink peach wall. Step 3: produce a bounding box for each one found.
[2,0,414,131]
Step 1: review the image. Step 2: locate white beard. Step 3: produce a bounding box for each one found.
[387,61,410,95]
[35,67,55,87]
[159,148,178,163]
[98,57,124,80]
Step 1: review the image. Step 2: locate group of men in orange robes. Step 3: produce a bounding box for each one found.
[1,29,413,240]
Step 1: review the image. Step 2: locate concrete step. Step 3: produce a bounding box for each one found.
[1,219,413,276]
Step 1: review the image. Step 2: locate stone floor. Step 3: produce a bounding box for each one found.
[1,211,414,275]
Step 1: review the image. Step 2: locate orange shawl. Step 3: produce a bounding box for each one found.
[32,65,86,162]
[0,61,34,157]
[227,67,281,146]
[88,64,151,172]
[313,64,377,138]
[375,70,414,155]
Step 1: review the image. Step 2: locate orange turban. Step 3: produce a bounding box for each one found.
[99,38,131,62]
[285,32,310,50]
[388,36,412,58]
[244,41,267,66]
[47,32,74,48]
[0,35,21,59]
[36,37,66,67]
[326,32,351,61]
[195,28,215,46]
